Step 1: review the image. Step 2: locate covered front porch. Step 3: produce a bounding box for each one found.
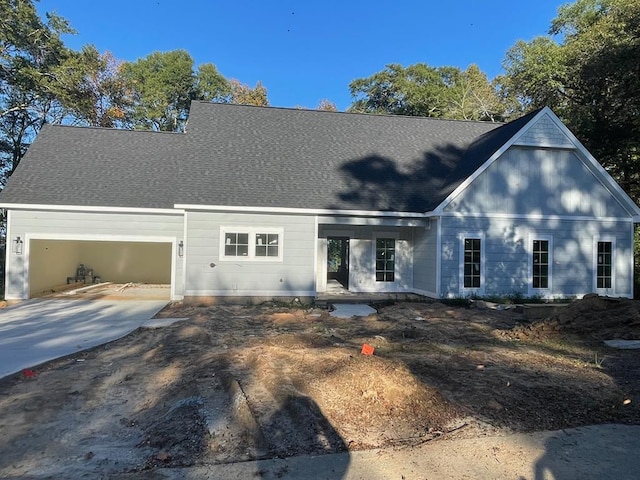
[315,218,438,300]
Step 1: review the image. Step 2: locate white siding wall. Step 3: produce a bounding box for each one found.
[440,216,634,298]
[412,218,438,296]
[444,147,630,218]
[184,212,316,297]
[6,210,184,299]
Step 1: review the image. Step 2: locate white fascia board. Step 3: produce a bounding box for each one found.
[26,232,177,242]
[0,203,185,215]
[433,108,552,215]
[174,203,435,219]
[441,211,635,223]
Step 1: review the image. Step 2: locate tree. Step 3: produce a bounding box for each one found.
[121,51,268,131]
[228,79,268,107]
[348,63,505,121]
[195,62,230,103]
[499,0,640,201]
[50,45,131,128]
[316,99,338,111]
[443,65,506,122]
[498,37,568,117]
[0,0,74,177]
[120,50,197,132]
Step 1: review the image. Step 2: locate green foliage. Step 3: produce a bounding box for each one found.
[348,63,506,121]
[195,63,230,102]
[121,50,197,132]
[499,37,567,115]
[51,45,132,128]
[228,79,268,107]
[499,0,640,203]
[120,51,269,131]
[0,0,74,177]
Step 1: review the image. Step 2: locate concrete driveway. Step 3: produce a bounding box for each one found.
[0,299,177,379]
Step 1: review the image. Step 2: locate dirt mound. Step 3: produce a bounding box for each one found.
[504,296,640,342]
[235,339,461,455]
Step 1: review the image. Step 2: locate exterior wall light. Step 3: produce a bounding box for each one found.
[14,236,23,255]
[178,240,184,257]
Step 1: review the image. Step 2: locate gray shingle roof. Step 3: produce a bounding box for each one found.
[0,125,185,209]
[0,102,533,213]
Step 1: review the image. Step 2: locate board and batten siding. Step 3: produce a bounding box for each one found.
[440,216,634,298]
[5,209,185,300]
[184,211,316,298]
[412,218,438,296]
[444,147,629,218]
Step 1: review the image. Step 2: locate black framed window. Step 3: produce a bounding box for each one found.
[255,233,279,257]
[375,238,395,282]
[597,241,612,289]
[224,232,249,256]
[463,238,481,288]
[532,240,549,289]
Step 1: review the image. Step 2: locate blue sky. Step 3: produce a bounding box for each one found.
[38,0,562,111]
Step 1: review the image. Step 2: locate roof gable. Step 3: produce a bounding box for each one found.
[512,111,574,148]
[436,107,640,219]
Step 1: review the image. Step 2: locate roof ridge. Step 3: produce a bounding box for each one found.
[190,100,504,126]
[42,123,185,136]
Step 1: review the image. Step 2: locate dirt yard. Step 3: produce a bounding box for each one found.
[0,295,639,478]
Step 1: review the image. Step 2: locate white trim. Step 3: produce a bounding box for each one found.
[434,107,640,218]
[182,212,189,298]
[317,216,428,227]
[0,203,184,215]
[527,234,553,297]
[22,233,178,301]
[459,232,485,296]
[440,211,635,223]
[219,227,284,262]
[435,217,442,298]
[313,216,319,295]
[175,203,433,218]
[593,236,616,296]
[24,233,178,242]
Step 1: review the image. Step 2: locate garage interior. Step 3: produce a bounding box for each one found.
[28,239,172,297]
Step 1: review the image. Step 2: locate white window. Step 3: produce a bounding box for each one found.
[220,228,283,261]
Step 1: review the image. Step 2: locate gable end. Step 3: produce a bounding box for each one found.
[513,112,574,149]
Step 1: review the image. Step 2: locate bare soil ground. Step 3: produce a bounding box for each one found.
[0,296,638,479]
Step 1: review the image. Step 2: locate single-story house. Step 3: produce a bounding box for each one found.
[1,102,639,302]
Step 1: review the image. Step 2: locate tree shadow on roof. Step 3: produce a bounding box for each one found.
[332,143,467,213]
